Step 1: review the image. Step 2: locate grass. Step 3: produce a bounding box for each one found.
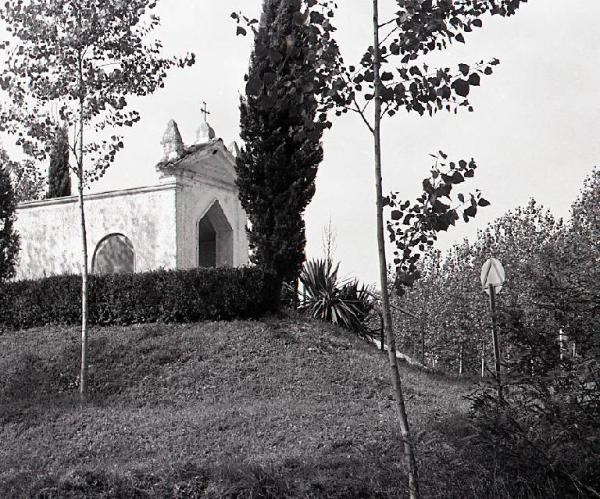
[0,315,535,498]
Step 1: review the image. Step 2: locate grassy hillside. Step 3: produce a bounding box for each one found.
[1,316,504,498]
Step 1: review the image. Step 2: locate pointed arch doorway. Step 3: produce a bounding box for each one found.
[197,201,233,268]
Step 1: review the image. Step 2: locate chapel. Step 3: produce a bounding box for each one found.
[13,117,249,281]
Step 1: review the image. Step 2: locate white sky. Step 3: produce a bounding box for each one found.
[7,1,600,285]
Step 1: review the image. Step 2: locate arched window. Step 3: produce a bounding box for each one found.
[197,201,233,268]
[92,234,135,275]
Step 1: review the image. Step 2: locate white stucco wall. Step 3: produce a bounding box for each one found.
[176,176,249,269]
[14,184,178,280]
[13,138,250,281]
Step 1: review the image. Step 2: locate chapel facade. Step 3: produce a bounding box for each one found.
[13,119,249,281]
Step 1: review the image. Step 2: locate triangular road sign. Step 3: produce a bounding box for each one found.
[481,257,505,295]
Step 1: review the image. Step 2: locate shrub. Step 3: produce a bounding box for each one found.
[0,267,278,330]
[468,360,600,498]
[468,300,600,497]
[298,259,374,334]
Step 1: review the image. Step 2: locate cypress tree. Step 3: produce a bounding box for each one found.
[236,0,323,302]
[0,162,19,282]
[47,127,71,198]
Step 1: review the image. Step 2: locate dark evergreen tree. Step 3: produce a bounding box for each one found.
[236,0,323,301]
[47,127,71,198]
[0,162,19,282]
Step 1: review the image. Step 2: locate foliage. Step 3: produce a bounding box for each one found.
[236,0,325,300]
[389,250,442,364]
[232,0,340,129]
[299,259,374,334]
[233,0,527,124]
[418,172,600,496]
[0,147,45,203]
[235,2,528,496]
[0,267,278,330]
[47,127,71,198]
[0,0,194,397]
[560,167,600,358]
[387,169,600,495]
[571,167,600,254]
[0,162,19,282]
[469,299,600,497]
[0,1,194,177]
[387,152,489,296]
[394,199,561,373]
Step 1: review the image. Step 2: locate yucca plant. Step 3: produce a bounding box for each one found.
[299,259,374,333]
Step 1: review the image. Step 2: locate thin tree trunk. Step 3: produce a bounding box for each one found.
[78,157,89,401]
[481,343,485,378]
[420,313,425,365]
[77,47,89,402]
[372,1,419,497]
[380,313,385,352]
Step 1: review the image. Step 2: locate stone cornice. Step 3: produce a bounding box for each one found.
[172,172,238,193]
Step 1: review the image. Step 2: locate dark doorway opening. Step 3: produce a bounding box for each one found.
[197,201,233,268]
[198,217,217,268]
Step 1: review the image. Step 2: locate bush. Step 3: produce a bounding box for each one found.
[468,302,600,497]
[468,360,600,498]
[298,259,374,334]
[0,267,278,330]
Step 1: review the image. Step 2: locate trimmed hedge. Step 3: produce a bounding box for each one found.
[0,267,278,330]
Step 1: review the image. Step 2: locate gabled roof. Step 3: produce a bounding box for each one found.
[156,139,238,187]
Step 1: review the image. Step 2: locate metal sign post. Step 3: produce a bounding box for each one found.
[481,258,506,403]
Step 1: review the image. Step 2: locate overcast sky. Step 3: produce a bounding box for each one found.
[9,1,600,285]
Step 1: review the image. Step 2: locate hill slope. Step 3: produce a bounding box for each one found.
[0,317,479,498]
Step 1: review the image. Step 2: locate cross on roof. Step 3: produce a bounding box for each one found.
[201,101,211,122]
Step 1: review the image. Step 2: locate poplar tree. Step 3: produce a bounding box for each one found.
[236,0,324,302]
[0,0,194,401]
[235,1,529,495]
[47,127,71,198]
